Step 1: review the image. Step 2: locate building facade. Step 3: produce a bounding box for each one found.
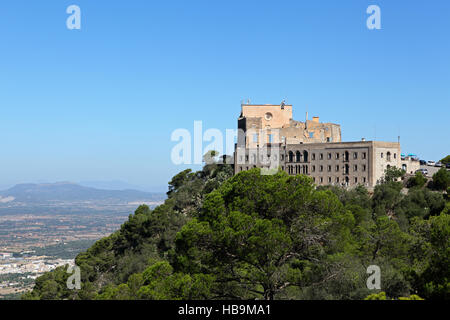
[234,103,402,188]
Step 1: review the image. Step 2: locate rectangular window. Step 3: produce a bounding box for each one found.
[312,153,316,160]
[328,153,332,160]
[353,152,358,159]
[336,165,339,172]
[328,165,331,172]
[362,152,366,159]
[354,165,358,172]
[320,153,323,160]
[335,153,339,159]
[363,164,366,171]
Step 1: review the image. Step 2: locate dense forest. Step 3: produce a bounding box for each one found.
[22,156,449,300]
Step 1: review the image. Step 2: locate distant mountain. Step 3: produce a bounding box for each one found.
[78,180,165,193]
[0,182,166,204]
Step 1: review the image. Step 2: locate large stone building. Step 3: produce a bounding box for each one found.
[233,103,403,188]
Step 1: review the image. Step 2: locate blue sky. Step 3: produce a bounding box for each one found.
[1,0,449,192]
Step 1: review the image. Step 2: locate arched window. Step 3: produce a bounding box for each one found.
[387,152,391,161]
[288,151,294,162]
[344,151,349,162]
[303,150,309,162]
[296,151,301,162]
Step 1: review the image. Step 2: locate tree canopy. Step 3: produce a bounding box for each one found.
[23,162,449,300]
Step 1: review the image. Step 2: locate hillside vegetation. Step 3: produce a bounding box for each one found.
[23,163,449,300]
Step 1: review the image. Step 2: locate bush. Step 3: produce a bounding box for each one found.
[432,168,450,191]
[407,172,427,188]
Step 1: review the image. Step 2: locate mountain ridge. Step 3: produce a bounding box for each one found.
[0,182,166,204]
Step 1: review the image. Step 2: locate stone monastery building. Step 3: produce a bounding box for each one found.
[233,102,417,187]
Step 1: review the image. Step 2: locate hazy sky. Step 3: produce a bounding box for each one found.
[1,1,449,192]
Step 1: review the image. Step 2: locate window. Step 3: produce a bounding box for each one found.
[354,165,358,172]
[328,153,332,160]
[336,165,340,172]
[319,165,323,172]
[394,153,397,159]
[312,153,316,160]
[354,177,358,184]
[320,177,323,183]
[328,177,332,183]
[327,165,331,172]
[387,152,391,161]
[320,153,324,160]
[245,155,249,162]
[354,152,358,159]
[336,177,340,183]
[363,164,366,171]
[312,165,316,172]
[335,153,339,159]
[362,152,366,159]
[381,152,384,158]
[363,177,367,183]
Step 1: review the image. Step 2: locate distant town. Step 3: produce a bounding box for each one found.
[0,183,166,299]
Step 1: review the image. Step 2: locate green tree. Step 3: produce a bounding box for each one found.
[408,213,450,299]
[440,155,450,165]
[382,167,406,183]
[432,168,450,191]
[407,171,427,188]
[173,169,355,300]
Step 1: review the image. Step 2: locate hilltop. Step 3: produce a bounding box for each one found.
[22,162,449,300]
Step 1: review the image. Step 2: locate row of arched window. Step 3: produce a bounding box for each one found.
[287,150,309,163]
[287,165,309,175]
